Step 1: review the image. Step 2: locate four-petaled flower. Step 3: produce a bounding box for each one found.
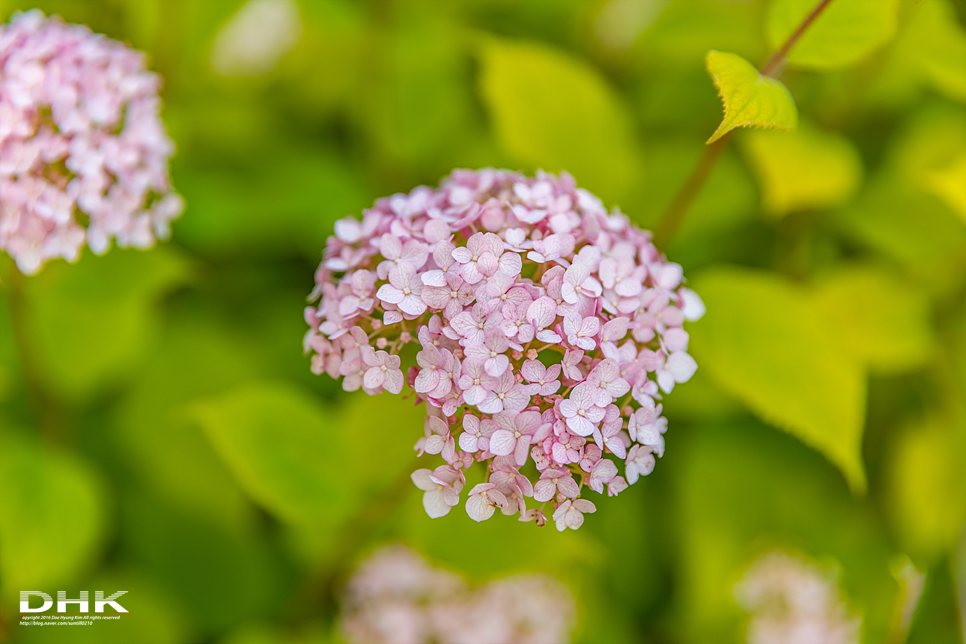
[422,273,474,320]
[457,359,499,406]
[377,233,429,279]
[458,414,496,453]
[362,347,404,394]
[586,359,631,406]
[625,445,657,484]
[489,410,542,467]
[553,499,596,531]
[465,483,508,522]
[563,314,600,351]
[411,466,463,518]
[521,359,561,396]
[422,416,456,463]
[561,261,602,304]
[463,329,511,377]
[534,468,580,502]
[478,370,530,414]
[376,262,427,317]
[559,383,605,436]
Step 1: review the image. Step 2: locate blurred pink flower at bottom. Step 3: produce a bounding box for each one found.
[340,545,576,644]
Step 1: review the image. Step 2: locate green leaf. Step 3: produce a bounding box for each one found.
[637,0,766,64]
[688,267,867,492]
[888,103,966,187]
[740,123,863,216]
[909,0,966,102]
[766,0,899,70]
[193,381,422,531]
[0,430,107,593]
[905,561,965,644]
[476,37,644,204]
[885,416,966,562]
[832,172,966,286]
[193,381,351,527]
[26,247,192,402]
[862,0,966,110]
[813,266,935,373]
[924,153,966,225]
[660,365,747,423]
[705,51,798,143]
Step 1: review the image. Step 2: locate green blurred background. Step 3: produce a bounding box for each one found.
[0,0,964,642]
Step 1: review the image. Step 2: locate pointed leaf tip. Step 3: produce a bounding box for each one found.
[705,51,798,144]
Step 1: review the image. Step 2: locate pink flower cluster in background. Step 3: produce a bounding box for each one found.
[0,10,182,274]
[735,551,860,644]
[340,545,575,644]
[305,169,703,530]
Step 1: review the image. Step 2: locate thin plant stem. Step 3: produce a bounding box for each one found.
[653,134,731,248]
[653,0,837,247]
[760,0,836,77]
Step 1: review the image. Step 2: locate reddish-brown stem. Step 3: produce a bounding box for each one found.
[760,0,836,77]
[653,134,731,248]
[653,0,837,247]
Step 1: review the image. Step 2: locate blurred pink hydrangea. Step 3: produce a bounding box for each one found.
[735,551,861,644]
[305,169,704,530]
[340,545,575,644]
[0,10,182,275]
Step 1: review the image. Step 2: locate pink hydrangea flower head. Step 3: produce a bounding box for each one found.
[340,545,577,644]
[735,551,861,644]
[0,11,183,274]
[305,169,704,529]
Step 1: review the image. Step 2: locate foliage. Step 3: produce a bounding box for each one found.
[1,0,964,642]
[705,50,798,143]
[766,0,899,69]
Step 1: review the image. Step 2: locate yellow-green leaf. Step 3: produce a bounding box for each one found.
[867,0,966,104]
[767,0,899,70]
[193,381,355,527]
[0,431,107,593]
[924,153,966,225]
[813,266,934,373]
[911,0,966,102]
[740,123,862,216]
[194,381,422,530]
[834,172,966,286]
[476,37,644,203]
[688,267,866,492]
[705,51,798,144]
[886,416,966,562]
